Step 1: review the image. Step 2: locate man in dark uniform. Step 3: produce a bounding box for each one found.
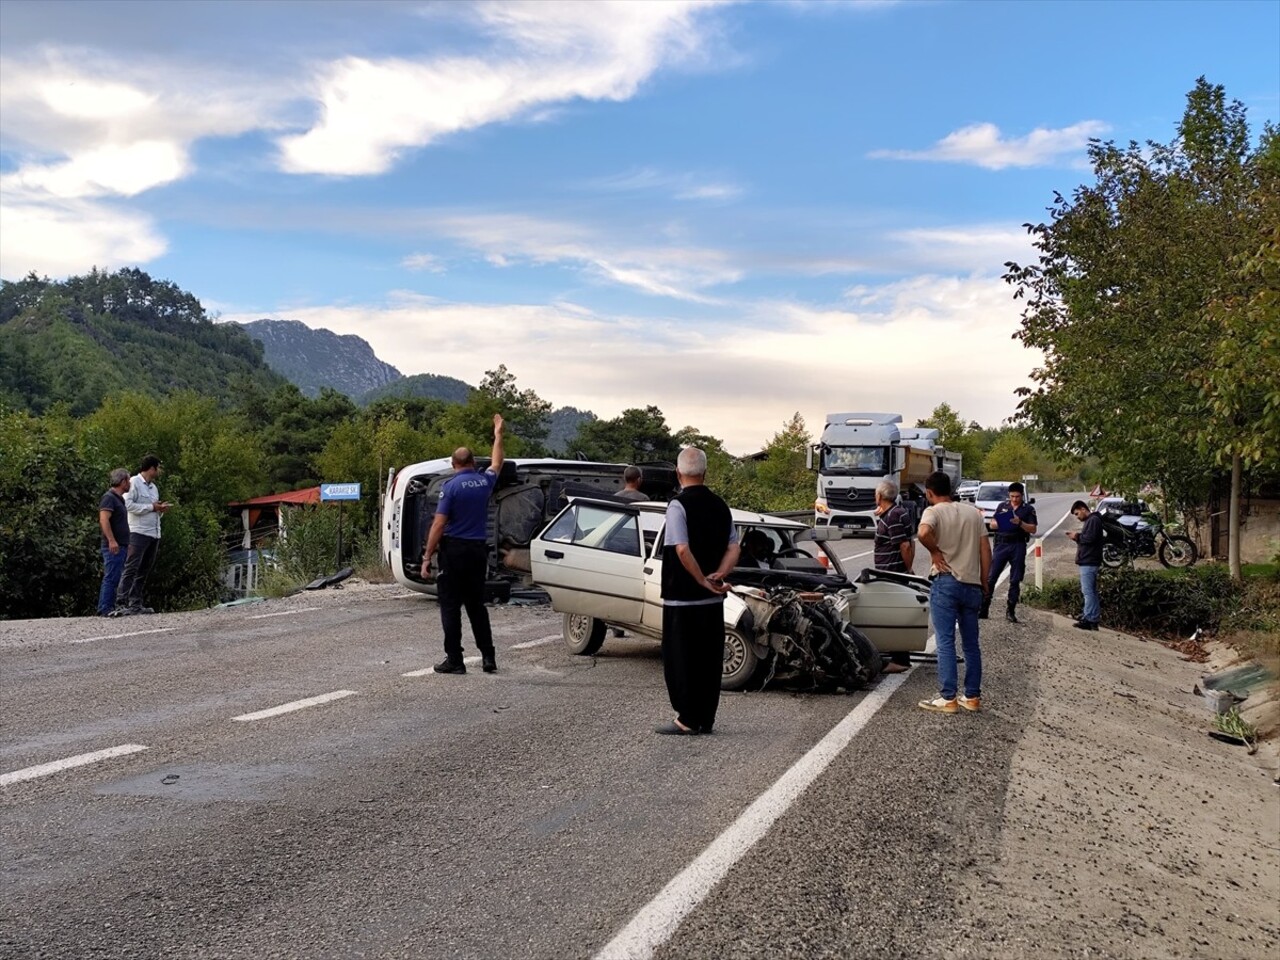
[656,447,739,735]
[981,481,1038,623]
[422,414,504,674]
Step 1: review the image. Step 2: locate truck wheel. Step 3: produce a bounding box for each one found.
[563,613,607,655]
[1159,536,1197,568]
[721,627,760,691]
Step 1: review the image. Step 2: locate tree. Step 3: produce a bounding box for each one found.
[568,406,681,463]
[1194,128,1280,578]
[916,403,986,477]
[980,431,1039,482]
[1004,78,1273,548]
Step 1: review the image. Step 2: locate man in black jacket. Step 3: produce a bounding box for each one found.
[656,447,739,735]
[1065,500,1103,630]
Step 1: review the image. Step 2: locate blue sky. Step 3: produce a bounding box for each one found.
[2,0,1277,451]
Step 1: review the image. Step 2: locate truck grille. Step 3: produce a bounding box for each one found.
[824,487,876,512]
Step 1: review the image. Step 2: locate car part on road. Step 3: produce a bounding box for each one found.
[736,586,883,693]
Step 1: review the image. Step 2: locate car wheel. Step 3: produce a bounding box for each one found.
[721,626,760,691]
[563,613,607,655]
[1159,535,1197,568]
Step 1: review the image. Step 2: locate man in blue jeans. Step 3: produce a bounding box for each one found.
[97,468,131,615]
[916,471,991,714]
[1066,500,1103,630]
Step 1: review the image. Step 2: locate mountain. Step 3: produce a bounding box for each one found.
[0,269,285,416]
[360,371,472,405]
[238,319,401,399]
[545,406,596,455]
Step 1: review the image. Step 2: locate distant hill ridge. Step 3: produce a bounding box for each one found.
[237,319,402,400]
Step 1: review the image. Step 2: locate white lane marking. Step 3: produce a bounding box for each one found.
[402,655,482,677]
[69,628,174,644]
[844,549,874,560]
[231,690,357,722]
[594,671,911,960]
[247,607,320,620]
[1,744,148,787]
[511,634,561,650]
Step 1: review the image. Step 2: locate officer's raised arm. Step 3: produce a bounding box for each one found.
[489,413,505,475]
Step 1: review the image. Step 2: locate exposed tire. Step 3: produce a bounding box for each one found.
[563,613,607,655]
[1159,535,1198,568]
[1101,543,1126,569]
[721,626,760,691]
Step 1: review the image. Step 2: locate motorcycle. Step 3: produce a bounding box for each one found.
[1101,512,1197,569]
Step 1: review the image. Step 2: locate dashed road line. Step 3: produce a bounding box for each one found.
[69,628,175,644]
[1,744,148,787]
[510,634,561,650]
[231,690,358,722]
[247,607,320,620]
[594,671,911,960]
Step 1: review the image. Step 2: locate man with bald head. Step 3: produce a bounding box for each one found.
[422,414,505,674]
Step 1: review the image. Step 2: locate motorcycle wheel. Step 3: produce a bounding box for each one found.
[1101,544,1126,569]
[1159,535,1198,568]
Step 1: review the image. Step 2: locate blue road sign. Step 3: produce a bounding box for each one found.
[320,483,361,501]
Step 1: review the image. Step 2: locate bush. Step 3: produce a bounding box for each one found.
[262,505,370,589]
[1023,565,1238,636]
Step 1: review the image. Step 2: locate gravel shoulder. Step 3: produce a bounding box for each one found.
[947,613,1279,959]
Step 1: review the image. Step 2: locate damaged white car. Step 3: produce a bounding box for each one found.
[527,498,932,691]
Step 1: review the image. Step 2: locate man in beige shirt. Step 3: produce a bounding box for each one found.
[916,471,991,714]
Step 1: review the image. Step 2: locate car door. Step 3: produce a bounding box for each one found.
[529,500,646,624]
[641,520,666,632]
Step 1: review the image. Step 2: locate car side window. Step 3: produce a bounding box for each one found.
[541,504,641,557]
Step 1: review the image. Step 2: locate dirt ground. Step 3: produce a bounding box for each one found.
[949,611,1280,959]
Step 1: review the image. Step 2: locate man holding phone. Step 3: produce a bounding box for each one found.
[112,454,170,616]
[1065,500,1103,630]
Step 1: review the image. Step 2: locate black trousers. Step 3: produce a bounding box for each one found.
[437,538,494,661]
[987,540,1027,607]
[661,601,725,732]
[116,533,159,609]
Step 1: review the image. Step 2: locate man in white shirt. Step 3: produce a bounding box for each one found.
[113,455,170,616]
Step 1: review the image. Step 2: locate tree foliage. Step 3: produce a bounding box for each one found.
[1004,78,1275,513]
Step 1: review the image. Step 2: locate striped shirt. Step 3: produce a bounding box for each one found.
[873,503,912,573]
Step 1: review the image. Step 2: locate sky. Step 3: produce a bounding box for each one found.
[2,0,1277,453]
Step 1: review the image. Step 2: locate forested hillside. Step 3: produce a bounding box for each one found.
[0,269,285,416]
[359,371,472,405]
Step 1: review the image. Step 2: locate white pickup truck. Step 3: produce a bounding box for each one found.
[529,497,932,690]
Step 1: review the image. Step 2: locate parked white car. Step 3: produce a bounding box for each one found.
[974,481,1015,521]
[956,478,981,502]
[528,497,931,690]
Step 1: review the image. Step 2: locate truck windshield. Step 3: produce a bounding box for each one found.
[821,446,888,476]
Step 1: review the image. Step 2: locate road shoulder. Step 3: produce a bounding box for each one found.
[948,613,1280,958]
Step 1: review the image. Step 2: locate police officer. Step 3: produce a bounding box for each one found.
[422,414,504,674]
[981,481,1038,623]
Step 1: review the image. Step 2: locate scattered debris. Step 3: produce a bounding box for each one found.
[1212,708,1258,755]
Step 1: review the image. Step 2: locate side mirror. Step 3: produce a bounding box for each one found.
[806,445,815,471]
[1029,497,1036,505]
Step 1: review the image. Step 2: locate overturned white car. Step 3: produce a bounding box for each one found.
[528,498,932,691]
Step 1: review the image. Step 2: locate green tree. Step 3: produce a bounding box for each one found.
[568,406,681,463]
[980,431,1040,482]
[916,403,986,477]
[1004,78,1273,534]
[0,406,103,618]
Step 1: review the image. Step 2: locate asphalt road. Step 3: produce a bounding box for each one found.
[1,494,1086,960]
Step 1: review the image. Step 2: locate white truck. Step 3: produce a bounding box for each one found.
[808,412,962,532]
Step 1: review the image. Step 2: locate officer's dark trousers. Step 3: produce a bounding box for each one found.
[437,537,494,662]
[987,540,1027,607]
[662,601,725,732]
[116,533,159,610]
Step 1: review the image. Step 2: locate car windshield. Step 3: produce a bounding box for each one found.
[821,446,888,476]
[976,484,1008,502]
[735,523,843,577]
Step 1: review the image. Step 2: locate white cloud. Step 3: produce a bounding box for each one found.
[0,197,166,277]
[218,272,1038,452]
[278,1,724,175]
[430,212,742,301]
[401,252,446,273]
[870,120,1110,170]
[587,166,744,202]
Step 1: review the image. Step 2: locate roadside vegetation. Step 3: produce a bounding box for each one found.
[1023,562,1280,667]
